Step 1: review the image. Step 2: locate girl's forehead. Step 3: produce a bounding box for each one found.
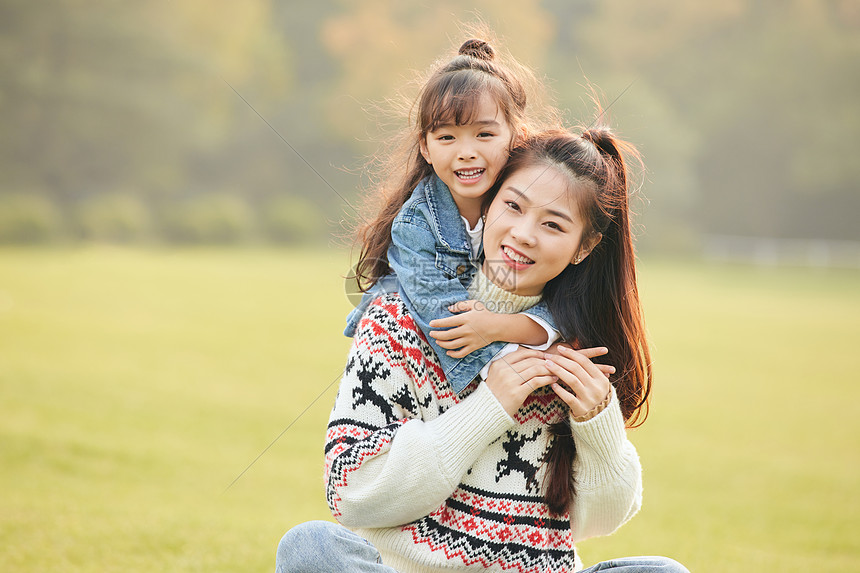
[427,87,507,130]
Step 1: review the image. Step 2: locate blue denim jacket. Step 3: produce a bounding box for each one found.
[345,174,556,393]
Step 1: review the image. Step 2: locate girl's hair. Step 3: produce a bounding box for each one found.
[493,128,652,515]
[354,36,552,290]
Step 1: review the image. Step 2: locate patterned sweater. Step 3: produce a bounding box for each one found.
[324,293,642,573]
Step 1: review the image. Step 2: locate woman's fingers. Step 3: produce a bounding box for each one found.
[544,357,586,397]
[550,380,577,406]
[558,345,608,380]
[597,363,616,377]
[504,348,547,364]
[574,346,609,359]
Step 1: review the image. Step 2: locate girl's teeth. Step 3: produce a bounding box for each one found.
[503,246,533,264]
[456,168,484,180]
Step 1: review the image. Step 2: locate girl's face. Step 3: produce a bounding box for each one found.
[482,163,599,297]
[419,93,514,222]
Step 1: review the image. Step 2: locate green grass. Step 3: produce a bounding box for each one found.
[1,247,858,571]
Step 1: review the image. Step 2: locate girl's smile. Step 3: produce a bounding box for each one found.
[419,93,514,225]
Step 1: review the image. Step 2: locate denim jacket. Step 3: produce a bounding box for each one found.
[345,174,556,394]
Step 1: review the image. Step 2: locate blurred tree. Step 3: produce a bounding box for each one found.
[560,0,860,241]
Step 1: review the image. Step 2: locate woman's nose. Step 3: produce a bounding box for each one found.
[511,224,536,246]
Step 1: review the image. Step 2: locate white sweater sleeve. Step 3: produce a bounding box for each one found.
[325,328,515,529]
[568,388,643,541]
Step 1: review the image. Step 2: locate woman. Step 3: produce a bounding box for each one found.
[276,129,689,573]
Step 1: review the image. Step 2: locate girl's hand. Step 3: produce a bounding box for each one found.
[544,345,612,419]
[485,348,557,417]
[429,300,501,357]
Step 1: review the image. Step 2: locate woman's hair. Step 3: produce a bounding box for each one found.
[353,36,554,290]
[493,128,652,515]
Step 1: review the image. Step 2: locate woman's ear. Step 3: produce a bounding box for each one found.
[572,233,602,265]
[419,137,432,164]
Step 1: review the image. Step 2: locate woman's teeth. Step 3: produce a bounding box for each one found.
[455,168,484,180]
[503,246,534,264]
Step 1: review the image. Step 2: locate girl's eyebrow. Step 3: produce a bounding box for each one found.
[505,185,574,223]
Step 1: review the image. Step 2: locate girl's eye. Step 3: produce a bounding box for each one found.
[477,132,495,138]
[437,135,454,141]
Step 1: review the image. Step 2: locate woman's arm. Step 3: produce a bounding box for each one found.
[325,298,516,528]
[544,346,642,540]
[568,390,642,541]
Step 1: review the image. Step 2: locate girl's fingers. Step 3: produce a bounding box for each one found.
[429,326,467,341]
[448,300,478,313]
[429,316,464,329]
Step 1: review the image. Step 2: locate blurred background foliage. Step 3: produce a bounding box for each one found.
[1,0,858,250]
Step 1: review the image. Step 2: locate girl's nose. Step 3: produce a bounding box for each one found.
[457,145,477,160]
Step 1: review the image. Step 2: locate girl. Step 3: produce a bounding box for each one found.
[345,37,561,394]
[278,128,688,572]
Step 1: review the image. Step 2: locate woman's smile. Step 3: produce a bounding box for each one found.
[501,244,535,268]
[483,164,588,297]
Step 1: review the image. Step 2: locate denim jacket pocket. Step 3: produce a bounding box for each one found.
[435,250,472,280]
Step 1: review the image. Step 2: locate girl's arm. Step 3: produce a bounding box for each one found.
[387,215,506,392]
[325,298,517,528]
[429,300,551,358]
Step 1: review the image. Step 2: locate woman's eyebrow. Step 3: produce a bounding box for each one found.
[505,186,574,223]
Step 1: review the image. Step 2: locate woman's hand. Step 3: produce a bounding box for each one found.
[485,347,557,417]
[545,345,613,419]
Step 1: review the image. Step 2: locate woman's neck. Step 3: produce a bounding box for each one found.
[468,267,542,314]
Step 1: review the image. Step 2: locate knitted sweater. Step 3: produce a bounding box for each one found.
[324,293,642,573]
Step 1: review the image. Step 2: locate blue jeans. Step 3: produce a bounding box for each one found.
[276,521,689,573]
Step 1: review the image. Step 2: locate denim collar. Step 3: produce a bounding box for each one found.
[423,174,472,256]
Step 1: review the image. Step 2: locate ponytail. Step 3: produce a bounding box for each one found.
[497,128,650,515]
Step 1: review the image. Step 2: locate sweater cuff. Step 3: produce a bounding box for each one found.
[427,382,516,482]
[569,387,630,483]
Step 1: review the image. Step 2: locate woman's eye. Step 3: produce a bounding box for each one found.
[545,221,562,231]
[504,201,521,212]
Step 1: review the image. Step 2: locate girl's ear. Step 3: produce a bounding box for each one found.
[572,233,602,265]
[419,137,432,164]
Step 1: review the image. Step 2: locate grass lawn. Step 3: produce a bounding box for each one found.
[0,247,857,572]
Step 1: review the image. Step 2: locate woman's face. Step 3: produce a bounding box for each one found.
[482,163,594,296]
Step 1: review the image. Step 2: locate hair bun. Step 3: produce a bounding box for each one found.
[458,39,495,61]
